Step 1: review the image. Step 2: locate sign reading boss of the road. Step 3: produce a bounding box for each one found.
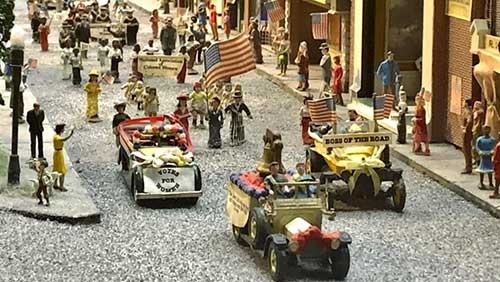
[137,55,184,77]
[323,132,392,148]
[156,168,181,192]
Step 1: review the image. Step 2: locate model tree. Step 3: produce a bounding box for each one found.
[0,0,15,62]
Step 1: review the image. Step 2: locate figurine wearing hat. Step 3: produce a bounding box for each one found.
[110,39,124,83]
[189,82,208,129]
[70,48,83,85]
[319,42,332,95]
[264,161,290,197]
[249,20,264,64]
[85,70,102,122]
[174,92,191,133]
[112,101,130,168]
[123,9,139,46]
[376,51,400,97]
[207,97,224,148]
[224,91,253,146]
[74,15,91,59]
[160,17,177,55]
[96,6,112,23]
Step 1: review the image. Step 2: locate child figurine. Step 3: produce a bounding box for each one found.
[84,70,102,122]
[189,82,208,129]
[110,39,123,83]
[476,125,496,190]
[97,38,111,75]
[225,91,253,146]
[121,75,137,102]
[144,88,159,116]
[174,92,191,132]
[397,87,408,144]
[35,159,52,206]
[223,8,231,40]
[150,9,160,38]
[70,48,83,85]
[472,101,485,166]
[300,97,313,146]
[292,162,314,197]
[277,32,290,76]
[491,140,500,199]
[133,80,147,111]
[61,42,73,80]
[413,94,430,156]
[177,46,189,84]
[206,97,224,148]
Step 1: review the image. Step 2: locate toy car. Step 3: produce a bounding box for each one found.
[306,120,406,212]
[117,115,202,205]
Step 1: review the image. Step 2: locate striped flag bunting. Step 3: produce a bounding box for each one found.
[373,95,385,120]
[307,97,337,124]
[264,0,285,23]
[384,94,394,118]
[311,12,329,40]
[203,33,256,86]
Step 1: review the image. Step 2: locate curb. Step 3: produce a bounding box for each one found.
[254,67,305,102]
[0,206,101,224]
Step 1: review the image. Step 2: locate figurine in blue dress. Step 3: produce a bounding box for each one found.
[476,125,496,190]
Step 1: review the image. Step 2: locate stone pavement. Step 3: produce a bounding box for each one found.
[0,78,100,224]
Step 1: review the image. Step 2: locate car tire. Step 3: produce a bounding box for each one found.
[232,225,247,246]
[193,164,202,191]
[268,242,287,281]
[392,181,406,212]
[329,245,350,281]
[249,208,267,249]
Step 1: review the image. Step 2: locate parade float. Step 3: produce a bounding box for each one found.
[306,120,406,212]
[118,115,202,205]
[226,129,351,281]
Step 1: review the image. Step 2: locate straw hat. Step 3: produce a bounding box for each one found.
[88,69,100,76]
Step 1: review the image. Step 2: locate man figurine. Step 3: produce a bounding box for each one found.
[123,9,139,46]
[292,162,314,197]
[397,87,408,144]
[319,43,332,95]
[74,16,91,59]
[265,162,291,197]
[160,18,177,55]
[190,22,207,63]
[112,101,131,169]
[249,20,263,64]
[462,99,474,174]
[27,103,45,159]
[376,51,400,97]
[225,91,253,146]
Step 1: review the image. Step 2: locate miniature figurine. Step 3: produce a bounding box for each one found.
[223,8,231,40]
[208,80,224,102]
[85,70,102,122]
[149,9,160,38]
[61,42,73,80]
[249,20,263,64]
[70,48,83,85]
[35,159,51,206]
[319,43,332,94]
[411,118,418,152]
[414,94,430,156]
[144,88,159,117]
[292,162,314,197]
[277,32,290,76]
[143,39,160,54]
[348,109,363,122]
[174,92,191,132]
[177,46,189,84]
[74,16,91,59]
[176,16,188,46]
[160,18,177,55]
[209,4,219,41]
[295,41,309,91]
[225,91,253,146]
[185,35,201,74]
[376,51,400,97]
[190,22,207,63]
[162,0,170,14]
[53,124,74,192]
[273,27,285,69]
[31,10,41,43]
[121,75,137,102]
[491,140,500,198]
[197,0,208,33]
[27,103,45,159]
[107,23,126,47]
[38,16,51,52]
[472,101,485,166]
[332,55,344,106]
[206,97,224,148]
[59,24,74,49]
[97,38,111,74]
[301,97,314,146]
[397,88,408,144]
[110,40,123,83]
[264,162,290,197]
[462,99,474,174]
[112,101,131,147]
[89,1,99,22]
[133,80,147,111]
[476,125,496,190]
[189,82,208,129]
[95,6,112,23]
[123,9,139,46]
[131,44,143,80]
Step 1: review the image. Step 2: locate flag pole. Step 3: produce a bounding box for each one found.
[373,94,379,133]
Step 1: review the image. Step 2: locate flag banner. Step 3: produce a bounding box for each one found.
[311,12,329,40]
[373,95,385,120]
[308,97,337,124]
[102,71,115,84]
[204,33,256,86]
[264,0,285,23]
[384,94,394,118]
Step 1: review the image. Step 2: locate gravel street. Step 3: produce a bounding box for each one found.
[1,2,500,282]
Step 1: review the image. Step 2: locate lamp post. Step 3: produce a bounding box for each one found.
[7,26,25,185]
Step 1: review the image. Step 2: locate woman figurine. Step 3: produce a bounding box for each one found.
[249,20,263,64]
[61,42,73,80]
[174,92,191,132]
[209,4,219,41]
[206,97,224,148]
[277,32,290,76]
[149,9,160,39]
[476,125,496,190]
[70,48,83,85]
[109,39,123,83]
[133,80,147,111]
[177,46,189,84]
[121,74,137,102]
[38,16,51,52]
[223,8,231,40]
[53,124,74,192]
[332,55,344,106]
[189,82,208,129]
[397,88,408,144]
[413,94,430,156]
[300,97,313,146]
[295,41,309,91]
[472,101,485,166]
[84,70,102,122]
[97,38,111,75]
[123,10,140,46]
[225,91,253,146]
[144,88,159,116]
[131,43,143,80]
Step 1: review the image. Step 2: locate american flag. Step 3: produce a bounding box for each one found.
[311,13,329,40]
[373,95,385,120]
[384,94,394,118]
[308,97,337,124]
[264,0,285,23]
[204,33,256,86]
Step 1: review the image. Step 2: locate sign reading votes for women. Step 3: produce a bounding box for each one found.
[322,132,392,148]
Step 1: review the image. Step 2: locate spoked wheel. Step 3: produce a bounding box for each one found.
[329,245,350,281]
[232,225,247,246]
[268,242,287,281]
[392,181,406,212]
[249,208,266,249]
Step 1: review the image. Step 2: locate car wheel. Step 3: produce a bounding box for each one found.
[249,208,266,249]
[392,181,406,212]
[232,225,247,246]
[193,164,202,191]
[268,242,287,281]
[329,246,350,280]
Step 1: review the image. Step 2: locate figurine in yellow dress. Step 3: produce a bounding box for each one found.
[53,124,74,192]
[85,70,102,122]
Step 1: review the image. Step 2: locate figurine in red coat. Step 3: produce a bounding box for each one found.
[491,141,500,199]
[174,92,191,133]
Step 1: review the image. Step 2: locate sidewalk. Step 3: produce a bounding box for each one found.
[0,78,100,224]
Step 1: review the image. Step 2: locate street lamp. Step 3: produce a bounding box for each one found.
[7,25,25,185]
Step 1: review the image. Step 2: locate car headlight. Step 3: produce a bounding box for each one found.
[289,240,299,253]
[331,239,340,250]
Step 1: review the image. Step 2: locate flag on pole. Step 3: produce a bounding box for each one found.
[264,0,285,23]
[373,95,385,120]
[308,97,337,123]
[311,13,329,40]
[102,71,115,85]
[204,33,256,86]
[384,94,394,118]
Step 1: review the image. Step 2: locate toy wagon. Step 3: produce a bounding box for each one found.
[118,115,202,205]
